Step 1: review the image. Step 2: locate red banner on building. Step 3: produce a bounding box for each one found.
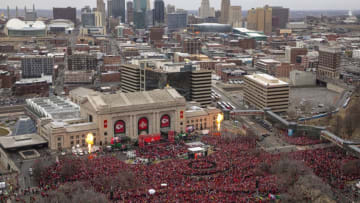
[104,120,108,128]
[114,120,125,134]
[160,115,170,128]
[138,117,148,132]
[180,111,184,119]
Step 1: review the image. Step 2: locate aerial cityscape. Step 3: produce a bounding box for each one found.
[0,0,359,202]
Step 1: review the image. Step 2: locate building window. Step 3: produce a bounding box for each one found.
[70,136,74,140]
[82,140,85,144]
[93,133,96,137]
[89,115,93,122]
[71,141,74,145]
[104,132,108,136]
[180,122,183,126]
[76,140,79,144]
[200,119,202,122]
[187,121,189,124]
[58,143,61,147]
[82,134,85,138]
[76,135,79,139]
[57,137,61,141]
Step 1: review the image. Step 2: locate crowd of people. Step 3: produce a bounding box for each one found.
[282,134,328,146]
[37,135,359,202]
[290,147,360,189]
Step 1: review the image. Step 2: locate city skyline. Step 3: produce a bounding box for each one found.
[2,0,360,10]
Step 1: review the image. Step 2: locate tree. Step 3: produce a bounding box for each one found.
[38,182,107,203]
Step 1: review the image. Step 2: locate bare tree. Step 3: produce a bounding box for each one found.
[38,182,108,203]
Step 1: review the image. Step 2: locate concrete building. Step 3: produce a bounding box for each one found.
[127,1,134,24]
[317,46,341,81]
[247,6,272,35]
[244,73,289,113]
[255,59,280,75]
[229,6,242,27]
[285,47,308,64]
[290,70,316,87]
[134,0,148,12]
[182,38,201,54]
[153,0,165,26]
[67,53,97,71]
[81,6,96,27]
[185,105,221,131]
[352,50,360,59]
[134,10,146,29]
[167,12,188,31]
[21,55,54,78]
[53,7,76,24]
[112,0,126,22]
[220,0,231,24]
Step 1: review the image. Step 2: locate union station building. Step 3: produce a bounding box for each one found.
[32,87,220,150]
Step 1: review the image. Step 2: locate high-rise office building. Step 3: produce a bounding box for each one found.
[107,0,112,18]
[21,56,54,78]
[134,10,146,28]
[97,0,106,27]
[67,53,97,71]
[247,5,272,34]
[127,1,134,23]
[229,6,242,27]
[271,6,289,31]
[317,47,342,81]
[134,0,147,12]
[244,74,289,113]
[198,0,214,18]
[153,0,165,26]
[53,7,77,24]
[167,12,188,31]
[220,0,231,24]
[112,0,126,22]
[81,6,95,27]
[120,64,212,106]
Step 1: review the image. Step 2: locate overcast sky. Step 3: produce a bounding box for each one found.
[2,0,360,10]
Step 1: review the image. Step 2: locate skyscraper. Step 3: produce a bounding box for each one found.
[153,0,165,26]
[229,6,242,27]
[134,0,147,12]
[220,0,230,24]
[127,1,134,23]
[198,0,214,18]
[107,0,112,18]
[271,6,289,31]
[167,4,175,14]
[97,0,106,28]
[112,0,126,22]
[247,5,272,34]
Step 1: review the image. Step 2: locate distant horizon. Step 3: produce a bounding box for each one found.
[1,0,360,11]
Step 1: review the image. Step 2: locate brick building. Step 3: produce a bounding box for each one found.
[182,38,201,54]
[13,81,49,97]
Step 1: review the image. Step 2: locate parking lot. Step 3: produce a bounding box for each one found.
[289,87,340,116]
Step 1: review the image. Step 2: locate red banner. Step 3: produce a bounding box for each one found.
[160,115,170,128]
[104,120,108,128]
[143,134,161,143]
[114,120,125,134]
[180,111,184,119]
[138,117,148,132]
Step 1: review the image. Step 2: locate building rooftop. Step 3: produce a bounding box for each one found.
[6,18,46,31]
[85,87,186,113]
[245,73,288,87]
[0,134,48,150]
[26,96,80,120]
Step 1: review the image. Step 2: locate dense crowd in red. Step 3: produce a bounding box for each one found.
[38,136,359,202]
[290,147,360,189]
[282,134,328,146]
